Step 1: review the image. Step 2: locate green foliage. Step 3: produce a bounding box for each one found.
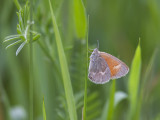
[48,0,77,120]
[83,15,89,120]
[128,41,141,119]
[3,3,40,56]
[73,0,87,39]
[86,92,101,120]
[43,97,47,120]
[106,80,116,120]
[1,0,160,120]
[101,80,116,120]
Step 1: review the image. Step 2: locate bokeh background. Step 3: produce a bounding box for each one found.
[0,0,160,120]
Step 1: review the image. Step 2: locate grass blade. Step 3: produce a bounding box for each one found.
[107,80,116,120]
[48,0,77,120]
[128,41,141,119]
[73,0,87,39]
[13,0,21,10]
[83,15,89,120]
[43,97,47,120]
[101,80,116,120]
[135,49,158,120]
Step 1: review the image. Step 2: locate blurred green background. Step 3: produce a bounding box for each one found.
[0,0,160,120]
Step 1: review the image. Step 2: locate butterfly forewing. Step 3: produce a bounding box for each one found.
[100,52,129,79]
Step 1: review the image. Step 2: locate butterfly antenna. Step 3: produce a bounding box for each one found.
[97,40,99,49]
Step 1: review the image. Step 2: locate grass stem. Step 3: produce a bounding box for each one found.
[83,15,89,120]
[29,0,33,119]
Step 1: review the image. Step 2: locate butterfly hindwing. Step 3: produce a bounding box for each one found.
[88,49,111,84]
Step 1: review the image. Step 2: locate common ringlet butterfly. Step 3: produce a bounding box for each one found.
[88,48,129,84]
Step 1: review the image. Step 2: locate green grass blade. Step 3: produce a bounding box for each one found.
[107,80,116,120]
[13,0,21,10]
[74,0,87,39]
[101,90,127,120]
[43,97,47,120]
[14,0,21,10]
[48,0,77,120]
[128,41,141,119]
[135,49,158,120]
[142,49,157,85]
[83,15,89,120]
[101,80,116,120]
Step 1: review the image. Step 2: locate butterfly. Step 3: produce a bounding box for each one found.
[88,48,129,84]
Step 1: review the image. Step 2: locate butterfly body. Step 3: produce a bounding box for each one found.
[88,48,129,84]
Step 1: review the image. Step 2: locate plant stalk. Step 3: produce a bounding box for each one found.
[29,0,33,119]
[83,15,89,120]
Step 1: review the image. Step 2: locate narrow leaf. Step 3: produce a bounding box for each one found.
[128,41,141,119]
[106,80,116,120]
[101,80,116,120]
[48,0,77,120]
[74,0,87,39]
[5,40,22,49]
[43,97,47,120]
[13,0,22,10]
[83,15,89,120]
[16,41,26,56]
[4,36,21,43]
[4,34,21,40]
[32,33,41,41]
[135,49,158,120]
[114,91,127,107]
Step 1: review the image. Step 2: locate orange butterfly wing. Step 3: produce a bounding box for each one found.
[100,52,129,79]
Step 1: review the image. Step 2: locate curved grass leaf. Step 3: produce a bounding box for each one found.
[16,41,26,56]
[5,40,22,49]
[3,36,21,43]
[74,0,87,39]
[48,0,77,120]
[128,41,141,119]
[114,91,128,107]
[101,90,127,120]
[4,34,21,40]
